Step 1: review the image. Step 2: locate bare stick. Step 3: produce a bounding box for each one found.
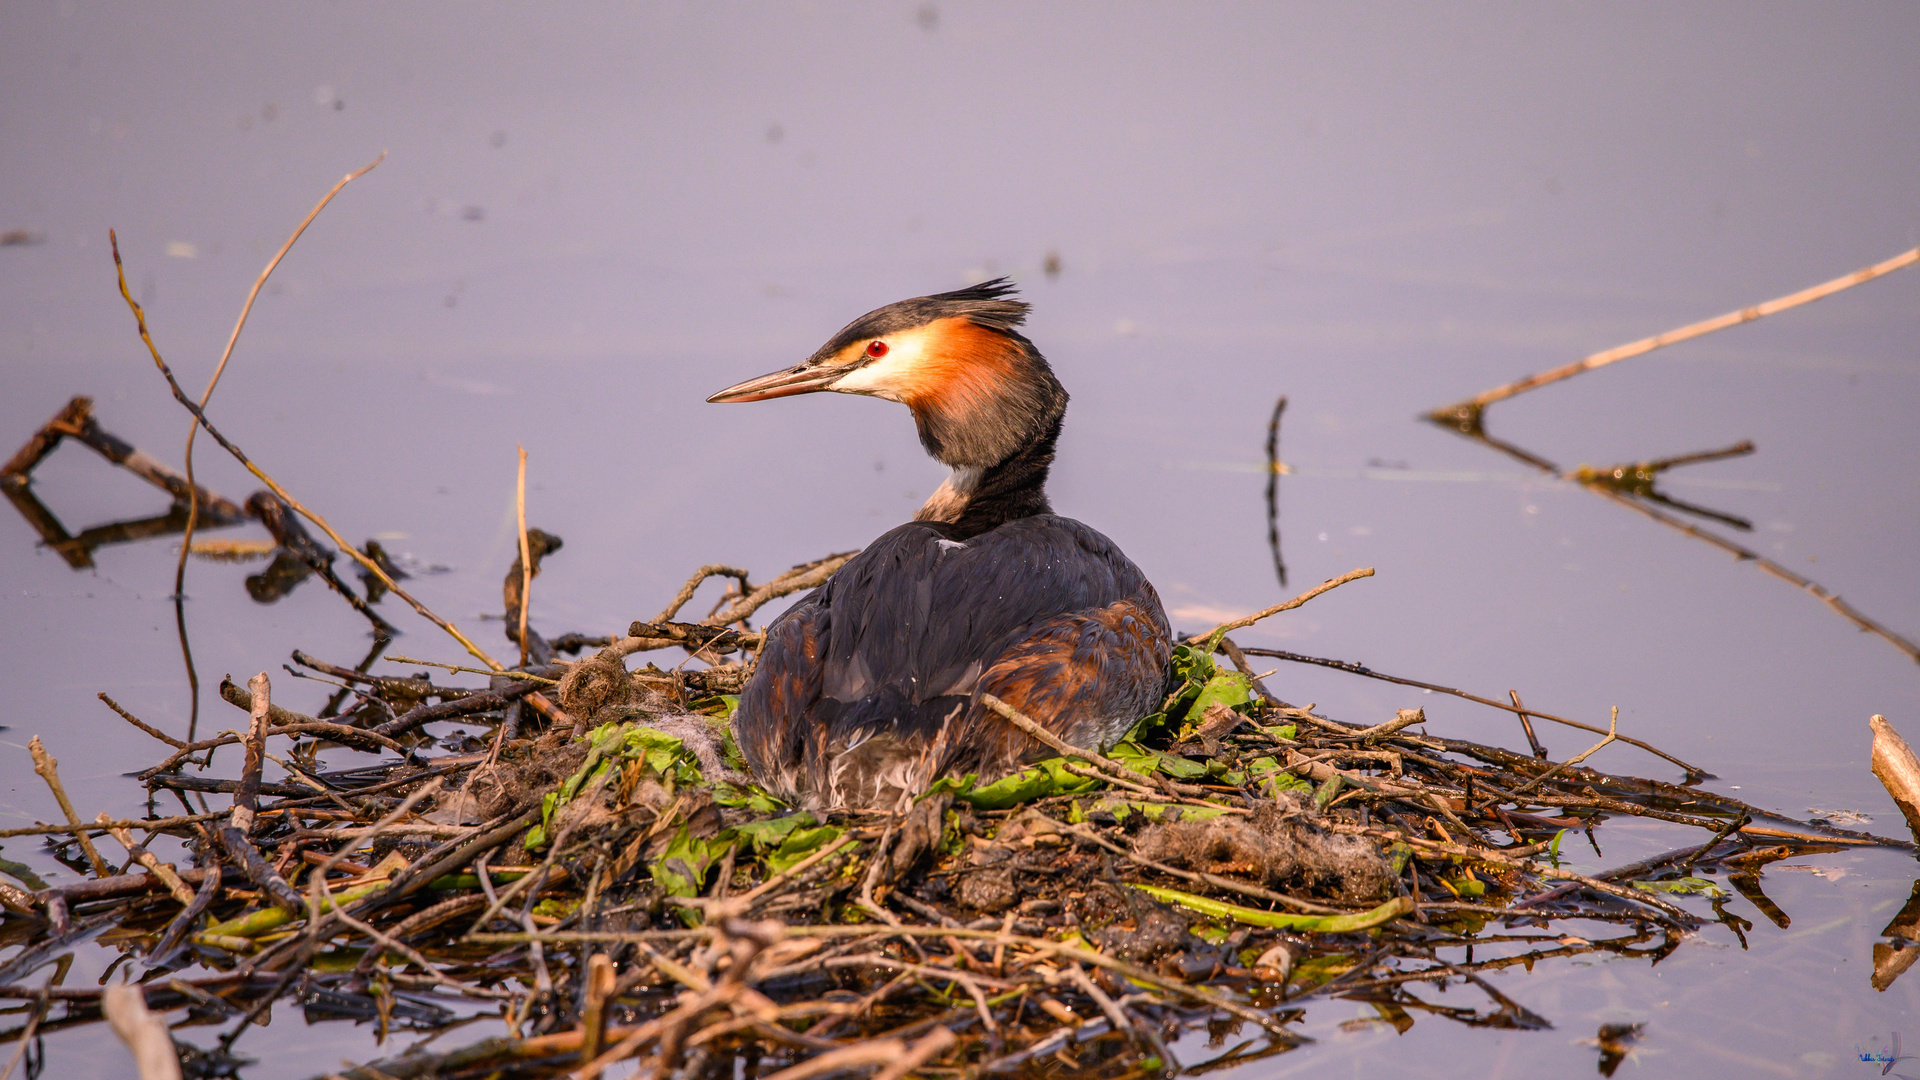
[102,984,182,1080]
[1510,689,1547,760]
[98,815,194,906]
[386,655,558,684]
[516,445,532,666]
[739,835,862,904]
[1236,645,1707,776]
[28,737,109,877]
[0,990,47,1080]
[1200,567,1374,652]
[1429,243,1920,422]
[97,693,189,749]
[173,153,386,607]
[1511,707,1621,795]
[1870,715,1920,843]
[110,231,504,672]
[980,694,1133,785]
[656,565,752,624]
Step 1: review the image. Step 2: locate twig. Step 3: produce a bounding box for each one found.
[0,990,47,1080]
[1428,243,1920,423]
[97,816,194,906]
[871,1027,957,1080]
[1234,646,1707,777]
[1509,690,1547,759]
[1510,707,1621,795]
[980,694,1138,787]
[28,737,109,877]
[98,693,188,749]
[1199,567,1374,652]
[740,835,862,904]
[516,445,532,666]
[386,655,557,685]
[172,153,386,605]
[656,565,753,624]
[111,229,502,672]
[1064,824,1339,914]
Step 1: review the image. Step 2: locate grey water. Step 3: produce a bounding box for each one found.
[1,4,1917,1076]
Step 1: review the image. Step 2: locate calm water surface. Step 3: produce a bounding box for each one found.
[2,5,1918,1077]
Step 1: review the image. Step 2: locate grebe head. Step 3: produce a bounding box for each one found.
[708,279,1066,472]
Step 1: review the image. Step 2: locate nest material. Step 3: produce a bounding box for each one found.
[1134,795,1392,904]
[7,596,1895,1080]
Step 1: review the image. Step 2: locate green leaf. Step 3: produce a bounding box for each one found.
[766,825,846,875]
[942,758,1102,810]
[1187,671,1255,723]
[1131,885,1414,933]
[1631,876,1726,898]
[726,813,818,853]
[1109,740,1209,780]
[1087,798,1233,824]
[649,825,731,897]
[713,782,786,813]
[691,694,739,719]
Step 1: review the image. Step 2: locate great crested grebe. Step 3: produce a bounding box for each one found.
[708,280,1170,811]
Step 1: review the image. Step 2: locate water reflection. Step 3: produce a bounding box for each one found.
[0,397,248,570]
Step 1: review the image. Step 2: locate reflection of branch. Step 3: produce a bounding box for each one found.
[1428,244,1920,427]
[1436,421,1920,666]
[1569,441,1757,531]
[1264,395,1288,588]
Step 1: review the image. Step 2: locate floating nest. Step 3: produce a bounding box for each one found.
[1,554,1906,1080]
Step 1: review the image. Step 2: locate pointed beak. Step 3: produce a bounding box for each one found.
[706,362,846,403]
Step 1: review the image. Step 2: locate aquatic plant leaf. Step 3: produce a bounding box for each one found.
[714,782,786,813]
[766,824,846,875]
[1110,740,1210,780]
[1088,798,1232,824]
[1631,876,1726,898]
[930,758,1102,810]
[691,694,739,719]
[727,813,818,853]
[1187,671,1255,723]
[1129,885,1413,932]
[650,825,728,897]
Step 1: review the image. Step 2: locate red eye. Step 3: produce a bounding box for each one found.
[866,340,888,358]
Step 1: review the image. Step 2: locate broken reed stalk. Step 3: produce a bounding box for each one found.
[172,152,386,604]
[1869,714,1920,843]
[517,444,533,666]
[102,984,182,1080]
[27,736,109,878]
[1429,243,1920,423]
[1200,566,1374,653]
[109,230,504,672]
